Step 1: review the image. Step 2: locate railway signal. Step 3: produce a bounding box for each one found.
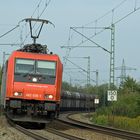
[107,90,117,101]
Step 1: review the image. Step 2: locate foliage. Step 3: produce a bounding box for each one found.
[63,76,140,116]
[92,114,140,132]
[62,81,97,94]
[119,76,140,94]
[92,114,108,126]
[96,92,140,118]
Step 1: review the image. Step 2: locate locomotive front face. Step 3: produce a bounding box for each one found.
[13,58,57,101]
[2,51,63,121]
[5,51,62,103]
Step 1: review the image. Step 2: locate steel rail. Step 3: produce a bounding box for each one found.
[7,116,85,140]
[47,127,86,140]
[7,119,49,140]
[15,125,49,140]
[57,113,140,140]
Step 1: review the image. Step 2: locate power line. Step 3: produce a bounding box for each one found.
[39,0,52,17]
[78,0,139,47]
[65,1,140,50]
[20,0,43,45]
[115,59,136,84]
[70,27,111,54]
[64,57,96,84]
[114,6,140,24]
[31,0,43,18]
[0,25,19,39]
[0,43,20,46]
[84,0,128,26]
[22,0,52,45]
[62,0,140,88]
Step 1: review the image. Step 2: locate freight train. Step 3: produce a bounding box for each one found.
[0,44,95,123]
[0,44,95,124]
[1,44,95,123]
[0,18,95,124]
[60,91,95,112]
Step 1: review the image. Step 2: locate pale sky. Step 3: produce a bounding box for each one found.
[0,0,140,86]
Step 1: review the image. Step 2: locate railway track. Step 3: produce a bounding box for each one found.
[47,128,85,140]
[7,118,85,140]
[58,112,140,140]
[7,119,49,140]
[6,112,140,140]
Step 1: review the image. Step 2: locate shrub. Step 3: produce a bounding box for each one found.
[92,114,140,132]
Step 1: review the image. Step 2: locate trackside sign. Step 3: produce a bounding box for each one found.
[107,90,117,101]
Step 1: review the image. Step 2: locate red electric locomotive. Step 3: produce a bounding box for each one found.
[0,18,63,123]
[1,44,63,123]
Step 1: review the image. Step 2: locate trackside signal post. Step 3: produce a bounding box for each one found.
[107,90,117,101]
[94,97,99,112]
[107,90,117,126]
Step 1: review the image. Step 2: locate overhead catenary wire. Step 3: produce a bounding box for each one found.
[65,1,128,50]
[114,6,140,24]
[62,0,128,52]
[0,25,19,39]
[19,0,43,45]
[0,0,49,44]
[31,0,43,18]
[62,0,140,87]
[64,57,96,83]
[84,0,128,26]
[34,0,52,35]
[63,0,139,51]
[70,27,110,53]
[134,0,137,10]
[39,0,51,18]
[68,0,140,49]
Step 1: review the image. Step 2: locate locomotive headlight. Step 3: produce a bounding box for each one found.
[14,92,22,96]
[45,94,54,99]
[32,77,37,82]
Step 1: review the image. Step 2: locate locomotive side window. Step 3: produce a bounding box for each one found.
[36,61,56,76]
[15,59,34,73]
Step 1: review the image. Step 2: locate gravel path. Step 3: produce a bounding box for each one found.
[0,115,34,140]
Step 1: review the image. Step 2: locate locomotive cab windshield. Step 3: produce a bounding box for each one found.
[14,58,56,85]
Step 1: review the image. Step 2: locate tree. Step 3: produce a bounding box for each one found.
[119,76,139,93]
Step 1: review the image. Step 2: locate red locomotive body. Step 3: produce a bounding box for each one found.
[1,45,63,123]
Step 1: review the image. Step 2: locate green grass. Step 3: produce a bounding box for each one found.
[92,114,140,132]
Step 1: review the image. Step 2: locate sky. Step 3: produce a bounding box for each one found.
[0,0,140,86]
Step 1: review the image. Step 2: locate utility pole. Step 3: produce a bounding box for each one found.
[87,56,90,86]
[115,59,136,84]
[61,26,114,89]
[64,57,98,86]
[65,56,91,86]
[96,70,99,87]
[110,24,115,89]
[3,52,10,65]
